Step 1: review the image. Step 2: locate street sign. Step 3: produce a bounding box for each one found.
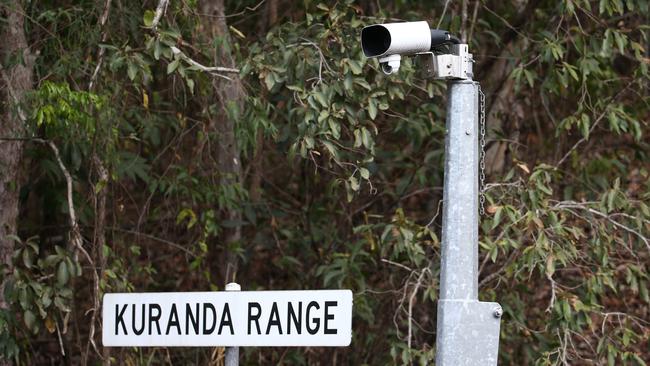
[102,290,353,347]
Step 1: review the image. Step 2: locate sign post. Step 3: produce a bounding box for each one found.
[224,282,240,366]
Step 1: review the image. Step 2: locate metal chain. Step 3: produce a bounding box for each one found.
[478,85,487,216]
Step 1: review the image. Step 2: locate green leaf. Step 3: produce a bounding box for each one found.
[563,62,579,81]
[314,91,328,107]
[631,353,646,366]
[328,118,341,139]
[349,176,360,191]
[105,269,117,279]
[492,206,503,229]
[524,69,535,88]
[361,128,372,149]
[613,31,627,54]
[264,72,276,90]
[322,140,338,159]
[348,59,362,75]
[127,62,138,81]
[153,40,161,60]
[167,59,180,74]
[562,300,571,320]
[143,10,155,27]
[344,73,353,90]
[57,261,70,287]
[368,99,378,120]
[359,167,370,179]
[580,113,590,139]
[353,129,362,148]
[608,347,616,366]
[22,248,33,269]
[318,110,329,123]
[24,310,36,331]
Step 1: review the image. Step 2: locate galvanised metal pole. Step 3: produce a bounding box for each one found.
[435,79,501,365]
[439,80,480,302]
[224,282,240,366]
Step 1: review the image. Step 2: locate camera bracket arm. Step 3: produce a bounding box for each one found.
[418,44,474,80]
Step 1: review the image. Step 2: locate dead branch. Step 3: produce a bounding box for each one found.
[169,46,239,78]
[407,269,427,350]
[147,0,240,81]
[150,0,169,30]
[551,200,650,252]
[555,81,634,167]
[88,0,114,91]
[30,138,103,362]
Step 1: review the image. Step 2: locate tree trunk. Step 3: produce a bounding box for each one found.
[198,0,246,285]
[0,1,33,365]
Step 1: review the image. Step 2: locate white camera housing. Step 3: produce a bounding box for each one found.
[361,21,432,74]
[361,21,472,80]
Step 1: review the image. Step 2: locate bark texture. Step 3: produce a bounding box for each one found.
[0,2,33,365]
[0,1,33,309]
[198,0,245,285]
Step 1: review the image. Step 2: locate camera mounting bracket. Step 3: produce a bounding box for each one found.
[417,44,474,80]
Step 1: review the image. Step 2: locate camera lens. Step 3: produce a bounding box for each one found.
[381,63,393,74]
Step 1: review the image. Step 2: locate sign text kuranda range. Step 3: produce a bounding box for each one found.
[102,290,353,347]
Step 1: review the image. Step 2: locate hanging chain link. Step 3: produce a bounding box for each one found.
[478,85,487,216]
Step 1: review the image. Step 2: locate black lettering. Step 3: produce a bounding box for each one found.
[148,304,162,335]
[203,303,217,335]
[287,302,302,335]
[166,304,181,335]
[186,303,199,335]
[265,302,283,335]
[115,304,128,335]
[218,303,234,335]
[248,302,261,334]
[132,304,145,335]
[306,301,320,335]
[324,301,337,334]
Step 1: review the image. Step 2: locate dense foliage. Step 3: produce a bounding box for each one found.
[0,0,648,364]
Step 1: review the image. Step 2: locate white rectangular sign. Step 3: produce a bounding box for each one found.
[102,290,352,347]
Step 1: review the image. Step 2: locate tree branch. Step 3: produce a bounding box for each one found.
[149,0,169,30]
[170,46,239,78]
[88,0,113,91]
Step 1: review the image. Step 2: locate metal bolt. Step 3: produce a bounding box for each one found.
[465,130,471,135]
[493,307,503,318]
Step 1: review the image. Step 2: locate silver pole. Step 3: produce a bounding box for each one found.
[439,80,480,301]
[435,80,501,365]
[224,282,240,366]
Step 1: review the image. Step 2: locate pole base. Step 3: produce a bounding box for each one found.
[435,299,502,365]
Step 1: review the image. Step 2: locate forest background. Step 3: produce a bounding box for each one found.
[0,0,648,365]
